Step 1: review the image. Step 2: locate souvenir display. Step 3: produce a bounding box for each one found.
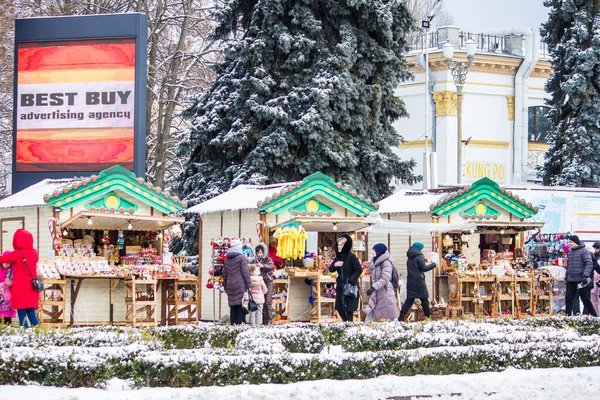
[208,237,254,292]
[442,229,569,319]
[273,222,307,260]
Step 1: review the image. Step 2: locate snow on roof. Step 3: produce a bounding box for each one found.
[0,178,77,209]
[185,182,295,215]
[377,189,451,214]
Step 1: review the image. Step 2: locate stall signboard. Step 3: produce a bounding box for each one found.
[12,14,147,192]
[463,161,507,183]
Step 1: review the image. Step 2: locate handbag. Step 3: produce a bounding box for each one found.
[343,282,358,298]
[19,250,44,292]
[247,291,259,312]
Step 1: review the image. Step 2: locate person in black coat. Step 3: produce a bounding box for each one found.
[399,242,436,322]
[329,234,362,322]
[566,236,597,316]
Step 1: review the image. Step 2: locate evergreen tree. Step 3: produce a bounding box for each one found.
[177,0,420,255]
[540,0,600,186]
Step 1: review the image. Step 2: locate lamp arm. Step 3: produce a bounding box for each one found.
[447,59,474,87]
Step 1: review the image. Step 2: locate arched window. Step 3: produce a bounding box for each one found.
[528,106,551,143]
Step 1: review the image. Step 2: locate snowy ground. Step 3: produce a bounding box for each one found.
[1,366,598,400]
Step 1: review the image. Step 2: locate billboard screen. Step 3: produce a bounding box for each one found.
[13,14,147,192]
[16,38,136,172]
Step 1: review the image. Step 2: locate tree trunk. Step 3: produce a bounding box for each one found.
[152,0,192,187]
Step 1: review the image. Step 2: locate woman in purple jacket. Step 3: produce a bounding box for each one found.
[223,240,252,324]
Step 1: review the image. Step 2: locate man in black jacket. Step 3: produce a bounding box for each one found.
[566,236,597,316]
[399,242,436,322]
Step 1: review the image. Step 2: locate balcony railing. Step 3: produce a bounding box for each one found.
[407,30,550,59]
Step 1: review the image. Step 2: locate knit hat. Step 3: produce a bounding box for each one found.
[593,241,600,249]
[570,235,581,245]
[372,243,388,256]
[412,242,425,251]
[228,239,243,254]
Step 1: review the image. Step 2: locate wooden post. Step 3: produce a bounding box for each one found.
[109,279,114,324]
[197,217,203,320]
[70,278,83,326]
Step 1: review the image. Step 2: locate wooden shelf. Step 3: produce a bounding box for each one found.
[125,277,158,327]
[37,279,67,326]
[318,297,336,303]
[271,278,290,323]
[166,279,199,325]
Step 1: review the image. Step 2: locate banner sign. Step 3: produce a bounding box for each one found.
[16,39,136,172]
[12,14,147,192]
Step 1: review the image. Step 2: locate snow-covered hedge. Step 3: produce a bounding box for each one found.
[1,317,600,387]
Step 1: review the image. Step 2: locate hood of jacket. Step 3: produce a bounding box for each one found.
[13,229,34,251]
[255,243,268,259]
[335,234,353,257]
[407,246,423,259]
[374,252,391,266]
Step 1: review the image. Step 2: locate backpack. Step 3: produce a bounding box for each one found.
[389,260,399,291]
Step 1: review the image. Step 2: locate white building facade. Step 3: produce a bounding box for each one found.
[396,26,552,188]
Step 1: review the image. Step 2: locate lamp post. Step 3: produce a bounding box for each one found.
[422,18,432,189]
[443,39,476,184]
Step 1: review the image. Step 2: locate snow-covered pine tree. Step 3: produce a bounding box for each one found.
[176,0,420,255]
[540,0,600,186]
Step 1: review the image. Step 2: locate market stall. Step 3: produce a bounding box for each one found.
[187,172,380,322]
[0,165,190,326]
[424,177,569,319]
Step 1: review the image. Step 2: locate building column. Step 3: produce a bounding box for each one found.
[432,90,459,184]
[506,95,516,185]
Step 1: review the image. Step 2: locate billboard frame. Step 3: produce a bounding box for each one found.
[12,13,147,193]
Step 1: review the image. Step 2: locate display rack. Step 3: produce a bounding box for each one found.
[495,276,515,318]
[514,274,533,318]
[37,279,67,327]
[533,276,565,316]
[210,243,227,322]
[533,276,553,316]
[271,278,290,324]
[166,279,199,325]
[125,277,157,327]
[449,274,538,319]
[309,275,340,323]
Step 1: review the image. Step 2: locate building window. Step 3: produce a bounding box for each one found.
[528,106,551,143]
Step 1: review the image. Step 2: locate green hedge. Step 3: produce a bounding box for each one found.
[1,317,600,388]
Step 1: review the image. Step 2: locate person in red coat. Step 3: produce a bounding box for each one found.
[0,229,40,327]
[268,238,284,269]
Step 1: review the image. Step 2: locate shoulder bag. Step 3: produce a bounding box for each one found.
[19,250,44,292]
[341,260,359,298]
[247,290,258,312]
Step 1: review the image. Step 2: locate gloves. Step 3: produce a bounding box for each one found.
[349,279,358,286]
[366,287,375,296]
[578,277,592,289]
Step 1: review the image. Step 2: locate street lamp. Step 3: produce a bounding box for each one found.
[443,39,476,184]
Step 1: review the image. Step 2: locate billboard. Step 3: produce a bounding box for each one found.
[13,14,147,192]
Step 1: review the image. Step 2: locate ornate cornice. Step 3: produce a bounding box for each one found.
[409,52,523,76]
[531,60,552,79]
[432,91,458,117]
[408,53,552,79]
